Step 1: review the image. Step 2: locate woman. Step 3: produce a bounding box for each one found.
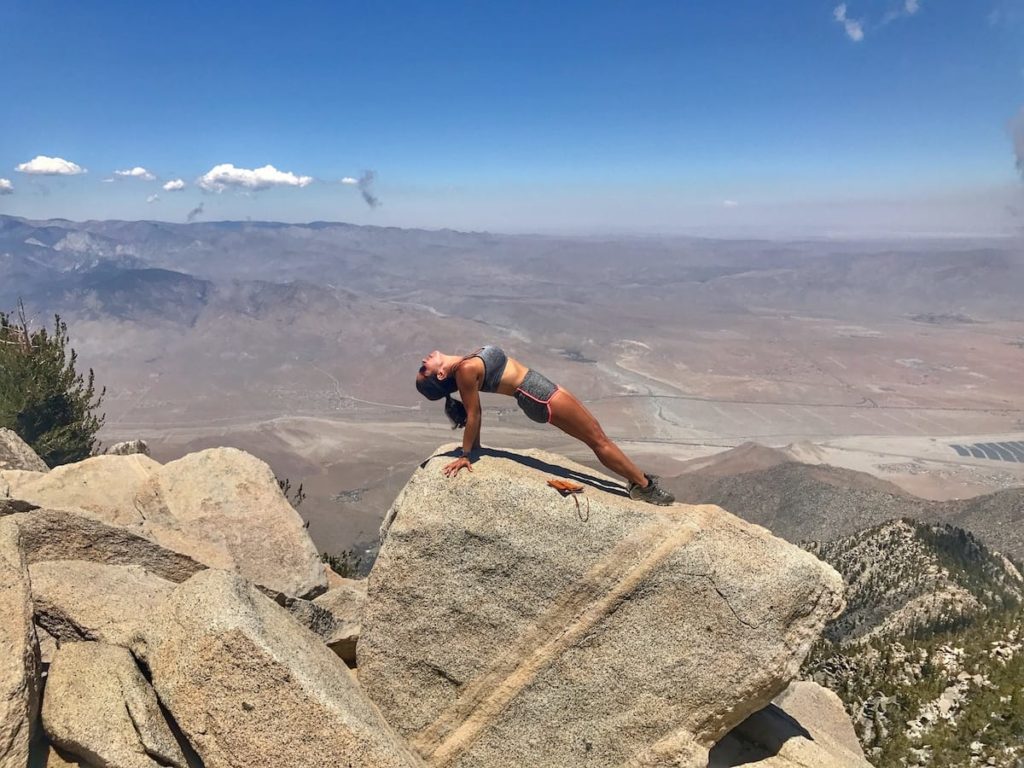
[416,345,674,505]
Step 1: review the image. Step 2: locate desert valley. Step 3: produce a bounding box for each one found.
[3,214,1021,557]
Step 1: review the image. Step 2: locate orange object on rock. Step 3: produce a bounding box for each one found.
[547,478,589,521]
[546,478,584,495]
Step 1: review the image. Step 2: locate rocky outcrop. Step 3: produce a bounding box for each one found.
[359,446,845,768]
[2,455,159,527]
[106,441,150,457]
[42,642,187,768]
[30,561,174,647]
[3,449,326,598]
[0,442,859,767]
[709,681,869,767]
[137,448,325,597]
[134,569,422,768]
[772,682,866,762]
[313,578,367,663]
[277,595,339,641]
[7,509,204,583]
[0,429,47,472]
[0,518,39,768]
[269,578,366,665]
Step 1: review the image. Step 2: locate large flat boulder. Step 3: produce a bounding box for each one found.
[0,429,47,472]
[0,518,39,768]
[7,448,326,598]
[6,509,204,583]
[359,445,845,768]
[134,569,422,768]
[772,682,865,760]
[2,455,159,528]
[42,642,187,768]
[138,448,325,597]
[30,561,175,647]
[709,681,869,767]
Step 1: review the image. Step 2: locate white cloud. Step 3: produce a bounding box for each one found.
[15,155,86,175]
[101,178,115,183]
[114,166,156,181]
[340,177,359,185]
[0,178,13,195]
[883,0,922,23]
[722,199,739,208]
[834,3,865,41]
[146,194,160,204]
[197,163,313,192]
[163,178,186,191]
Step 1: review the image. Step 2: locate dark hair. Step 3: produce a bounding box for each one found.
[416,371,456,400]
[443,395,467,429]
[416,371,467,429]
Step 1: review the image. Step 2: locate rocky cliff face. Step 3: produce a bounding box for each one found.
[1,439,863,767]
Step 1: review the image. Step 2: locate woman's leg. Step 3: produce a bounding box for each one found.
[547,388,648,486]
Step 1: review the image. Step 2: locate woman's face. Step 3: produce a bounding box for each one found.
[420,350,444,378]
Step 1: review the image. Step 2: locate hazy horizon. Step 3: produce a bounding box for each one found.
[3,2,1024,237]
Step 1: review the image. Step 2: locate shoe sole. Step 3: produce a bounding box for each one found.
[629,493,675,506]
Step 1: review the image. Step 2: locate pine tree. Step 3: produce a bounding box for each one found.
[0,302,105,466]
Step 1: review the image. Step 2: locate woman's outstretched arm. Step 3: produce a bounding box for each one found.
[443,366,483,477]
[460,381,483,454]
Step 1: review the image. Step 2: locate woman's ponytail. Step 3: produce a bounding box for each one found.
[444,394,468,429]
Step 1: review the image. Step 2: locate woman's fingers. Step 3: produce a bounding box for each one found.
[442,457,472,477]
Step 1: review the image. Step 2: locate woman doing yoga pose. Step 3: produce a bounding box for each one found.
[416,345,674,505]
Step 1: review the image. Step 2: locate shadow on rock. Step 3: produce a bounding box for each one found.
[424,446,628,496]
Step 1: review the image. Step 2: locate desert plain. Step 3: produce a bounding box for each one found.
[2,216,1022,557]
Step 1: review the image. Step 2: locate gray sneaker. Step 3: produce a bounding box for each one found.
[628,474,675,506]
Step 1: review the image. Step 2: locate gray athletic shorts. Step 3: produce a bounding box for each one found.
[515,369,560,423]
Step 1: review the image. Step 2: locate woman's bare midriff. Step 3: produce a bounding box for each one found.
[495,356,530,396]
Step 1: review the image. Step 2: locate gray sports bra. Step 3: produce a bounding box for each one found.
[473,345,508,392]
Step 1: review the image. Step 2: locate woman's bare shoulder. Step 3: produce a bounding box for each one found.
[455,355,485,381]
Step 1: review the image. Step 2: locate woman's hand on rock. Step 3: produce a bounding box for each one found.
[443,456,473,477]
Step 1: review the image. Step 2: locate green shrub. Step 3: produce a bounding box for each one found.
[0,303,105,466]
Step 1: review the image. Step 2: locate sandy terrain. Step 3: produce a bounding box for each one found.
[97,305,1024,555]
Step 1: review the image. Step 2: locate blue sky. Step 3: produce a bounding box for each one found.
[1,0,1023,235]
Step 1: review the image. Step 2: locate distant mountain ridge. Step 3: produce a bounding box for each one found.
[665,443,1024,560]
[3,214,1022,321]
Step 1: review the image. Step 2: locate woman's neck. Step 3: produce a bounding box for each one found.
[440,353,465,378]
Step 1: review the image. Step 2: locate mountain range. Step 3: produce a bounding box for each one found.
[666,442,1024,561]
